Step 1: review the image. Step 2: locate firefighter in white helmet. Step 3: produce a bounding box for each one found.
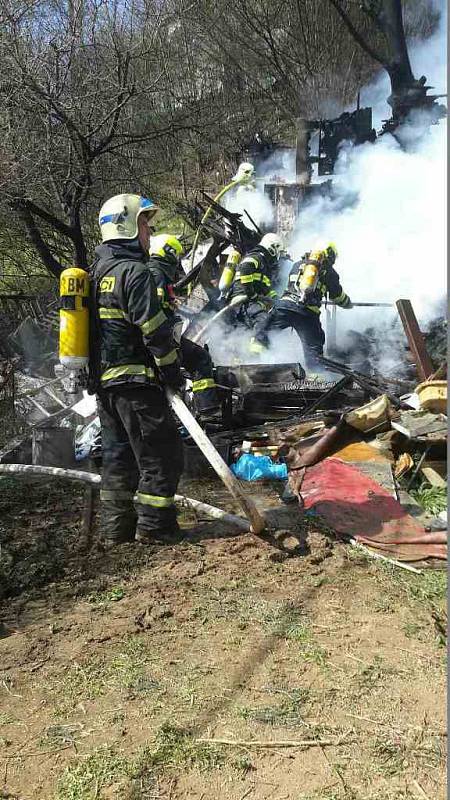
[232,162,256,185]
[227,232,285,353]
[148,234,220,419]
[89,194,184,547]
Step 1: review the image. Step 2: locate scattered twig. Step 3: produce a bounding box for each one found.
[239,788,254,800]
[2,744,72,759]
[196,733,351,748]
[319,743,348,792]
[1,679,23,698]
[412,779,432,800]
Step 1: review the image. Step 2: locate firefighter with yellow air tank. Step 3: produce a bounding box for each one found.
[225,233,285,354]
[254,243,353,367]
[85,193,185,547]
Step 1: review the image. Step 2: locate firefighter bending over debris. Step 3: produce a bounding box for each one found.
[90,194,184,547]
[226,233,285,354]
[148,234,220,419]
[255,244,352,367]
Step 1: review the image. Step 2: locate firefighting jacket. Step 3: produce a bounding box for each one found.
[283,255,351,314]
[230,246,277,302]
[90,240,182,390]
[148,255,178,319]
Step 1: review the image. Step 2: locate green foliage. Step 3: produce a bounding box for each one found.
[56,746,131,800]
[410,484,447,515]
[142,723,225,771]
[238,687,309,727]
[88,586,125,604]
[285,621,328,665]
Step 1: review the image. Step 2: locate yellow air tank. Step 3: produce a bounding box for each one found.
[298,250,322,296]
[59,267,90,370]
[219,248,241,294]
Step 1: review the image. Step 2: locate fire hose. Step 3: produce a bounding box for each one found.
[192,295,247,344]
[0,390,264,535]
[0,464,251,533]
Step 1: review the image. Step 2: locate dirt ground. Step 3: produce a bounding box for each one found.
[0,475,446,800]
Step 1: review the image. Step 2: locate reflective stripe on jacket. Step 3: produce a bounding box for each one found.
[91,240,181,390]
[230,247,276,302]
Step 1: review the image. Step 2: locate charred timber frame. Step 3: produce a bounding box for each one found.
[396,299,434,381]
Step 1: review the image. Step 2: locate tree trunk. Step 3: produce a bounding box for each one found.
[381,0,415,92]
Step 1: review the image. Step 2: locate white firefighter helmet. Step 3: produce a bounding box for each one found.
[232,162,255,183]
[98,194,159,242]
[260,233,285,259]
[149,234,184,261]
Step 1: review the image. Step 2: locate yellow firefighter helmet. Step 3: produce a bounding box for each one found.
[149,234,184,261]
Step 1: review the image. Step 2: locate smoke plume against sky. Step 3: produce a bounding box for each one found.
[204,3,447,369]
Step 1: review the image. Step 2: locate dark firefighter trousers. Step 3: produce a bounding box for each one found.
[230,299,272,347]
[179,335,219,412]
[97,386,184,541]
[256,300,326,367]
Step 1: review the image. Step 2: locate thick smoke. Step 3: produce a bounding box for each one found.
[224,183,275,229]
[284,6,447,371]
[202,6,447,372]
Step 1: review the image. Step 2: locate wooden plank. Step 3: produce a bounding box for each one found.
[421,462,447,488]
[396,299,434,381]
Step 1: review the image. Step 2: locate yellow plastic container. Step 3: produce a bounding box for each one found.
[345,394,393,432]
[415,380,447,414]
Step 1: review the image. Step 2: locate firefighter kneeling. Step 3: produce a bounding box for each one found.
[255,244,352,368]
[89,193,185,547]
[148,234,220,419]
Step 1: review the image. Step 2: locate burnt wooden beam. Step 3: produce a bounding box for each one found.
[396,299,434,382]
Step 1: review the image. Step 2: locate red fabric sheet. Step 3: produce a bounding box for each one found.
[300,458,447,561]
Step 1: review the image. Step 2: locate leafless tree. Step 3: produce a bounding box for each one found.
[326,0,445,128]
[0,0,213,276]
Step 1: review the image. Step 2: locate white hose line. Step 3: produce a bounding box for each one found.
[349,539,422,574]
[0,463,101,484]
[167,391,265,534]
[0,464,250,531]
[175,495,250,531]
[192,295,247,344]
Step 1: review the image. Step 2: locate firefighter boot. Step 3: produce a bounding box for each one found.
[135,520,182,545]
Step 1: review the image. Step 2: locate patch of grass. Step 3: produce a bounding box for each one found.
[285,622,328,665]
[88,586,125,605]
[143,723,225,771]
[371,562,447,616]
[353,656,397,695]
[371,727,445,778]
[190,587,302,636]
[0,713,15,726]
[373,595,395,613]
[403,621,424,639]
[372,732,409,776]
[40,724,82,748]
[411,484,447,515]
[56,745,131,799]
[52,636,159,715]
[238,687,309,727]
[231,754,255,774]
[406,570,447,604]
[52,660,106,715]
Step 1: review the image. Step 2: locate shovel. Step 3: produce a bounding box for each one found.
[166,389,265,534]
